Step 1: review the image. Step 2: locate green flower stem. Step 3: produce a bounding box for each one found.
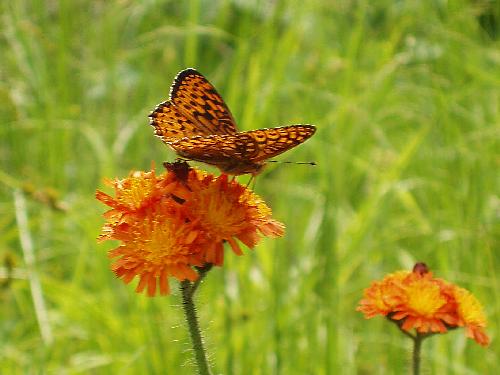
[189,264,213,298]
[389,318,428,375]
[412,333,423,375]
[180,265,213,375]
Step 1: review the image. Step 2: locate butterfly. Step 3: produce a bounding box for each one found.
[149,68,316,176]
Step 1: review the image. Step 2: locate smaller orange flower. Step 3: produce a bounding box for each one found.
[357,263,489,346]
[96,164,285,296]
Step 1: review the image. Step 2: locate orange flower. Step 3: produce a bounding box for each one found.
[95,169,187,216]
[96,164,284,296]
[357,263,489,346]
[182,169,285,266]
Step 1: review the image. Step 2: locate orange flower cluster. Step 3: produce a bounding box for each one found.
[357,264,489,346]
[96,164,284,296]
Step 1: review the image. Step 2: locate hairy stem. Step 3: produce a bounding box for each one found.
[180,265,213,375]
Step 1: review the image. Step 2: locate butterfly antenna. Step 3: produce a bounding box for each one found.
[267,160,317,166]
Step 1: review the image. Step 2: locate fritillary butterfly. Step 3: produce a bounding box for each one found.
[149,68,316,175]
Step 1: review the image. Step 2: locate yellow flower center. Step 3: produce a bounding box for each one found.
[116,172,158,210]
[128,208,197,270]
[190,183,247,239]
[406,282,445,317]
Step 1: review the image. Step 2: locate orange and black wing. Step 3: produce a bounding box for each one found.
[149,68,237,142]
[244,125,316,161]
[149,101,207,142]
[169,134,240,165]
[169,125,316,164]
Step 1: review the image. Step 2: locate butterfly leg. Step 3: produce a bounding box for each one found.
[245,175,256,189]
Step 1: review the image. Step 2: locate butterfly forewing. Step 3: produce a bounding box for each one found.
[149,101,208,141]
[151,69,238,138]
[247,125,316,162]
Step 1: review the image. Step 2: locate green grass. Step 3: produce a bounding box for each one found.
[1,0,499,374]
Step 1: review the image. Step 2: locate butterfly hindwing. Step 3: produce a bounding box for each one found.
[170,135,238,164]
[170,125,316,164]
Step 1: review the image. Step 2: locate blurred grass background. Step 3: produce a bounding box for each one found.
[1,0,499,374]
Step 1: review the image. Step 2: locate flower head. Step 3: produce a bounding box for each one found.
[96,164,284,296]
[357,263,489,346]
[183,170,284,265]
